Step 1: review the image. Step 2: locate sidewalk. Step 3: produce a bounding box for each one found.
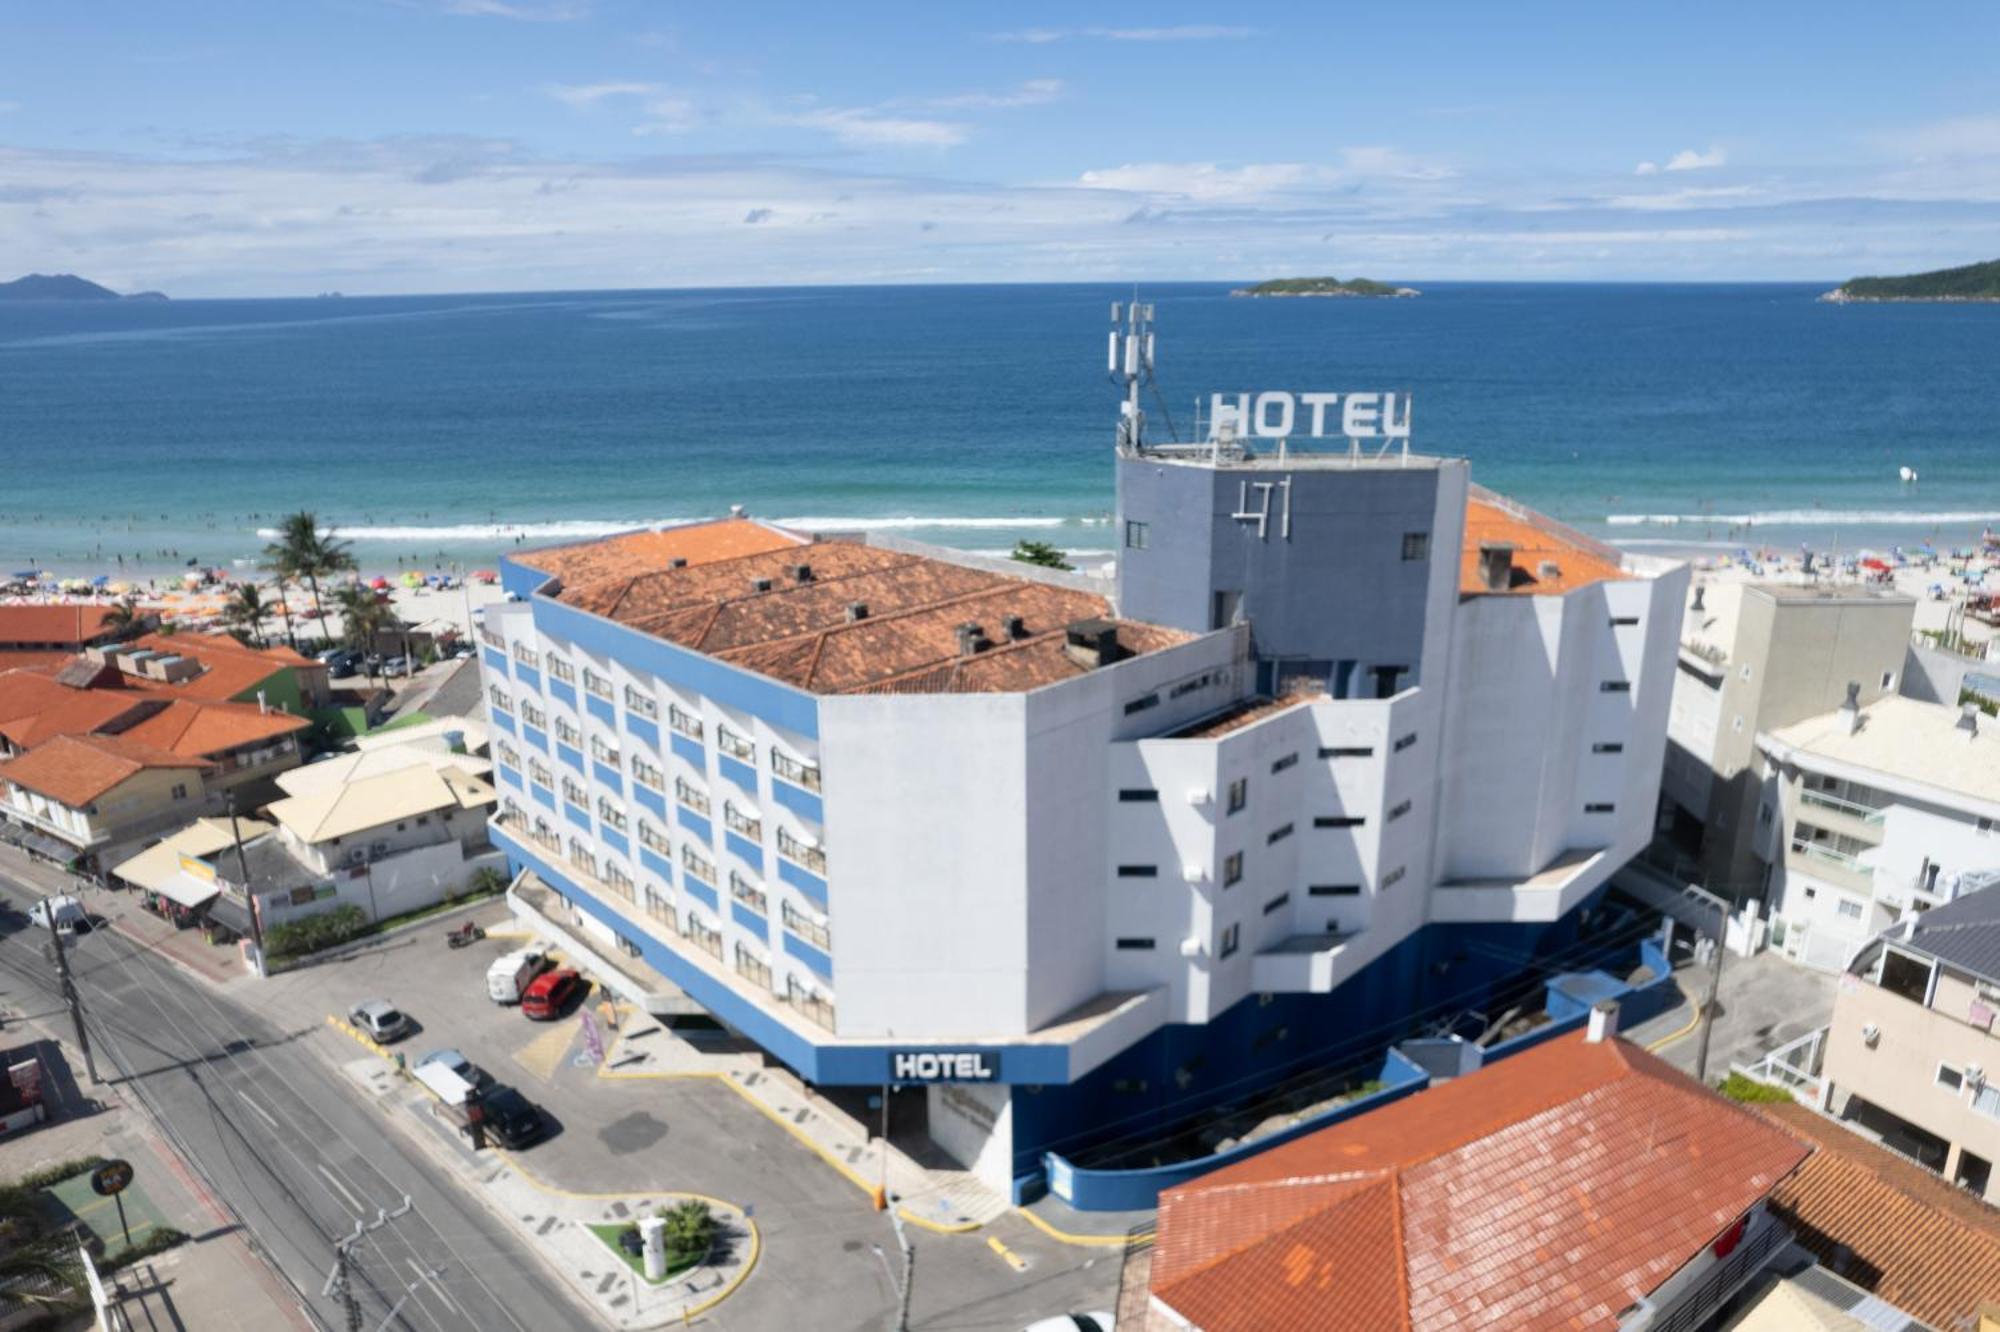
[339,1050,759,1329]
[599,1010,1009,1233]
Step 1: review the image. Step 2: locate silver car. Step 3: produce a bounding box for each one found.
[348,999,413,1043]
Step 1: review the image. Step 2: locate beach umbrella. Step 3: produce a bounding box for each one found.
[369,576,390,590]
[400,571,423,587]
[90,574,109,587]
[473,569,498,584]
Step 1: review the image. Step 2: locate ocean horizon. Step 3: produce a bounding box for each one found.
[4,279,1997,579]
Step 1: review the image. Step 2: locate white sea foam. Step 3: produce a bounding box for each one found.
[254,514,1099,543]
[776,515,1080,531]
[1606,509,2000,528]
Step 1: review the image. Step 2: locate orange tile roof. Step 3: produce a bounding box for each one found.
[1758,1102,2000,1330]
[524,520,1193,695]
[118,699,308,758]
[121,631,309,700]
[0,679,155,752]
[0,605,123,647]
[0,733,208,807]
[1461,497,1629,597]
[1171,687,1323,739]
[1150,1031,1811,1332]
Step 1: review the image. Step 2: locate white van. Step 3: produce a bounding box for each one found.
[486,948,549,1005]
[27,895,88,934]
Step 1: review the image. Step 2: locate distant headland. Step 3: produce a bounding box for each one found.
[1820,257,2000,303]
[0,273,168,303]
[1231,276,1420,299]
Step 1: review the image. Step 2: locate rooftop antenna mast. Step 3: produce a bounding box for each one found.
[1108,296,1156,452]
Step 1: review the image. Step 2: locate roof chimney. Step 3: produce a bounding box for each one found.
[846,602,869,623]
[1958,702,1981,741]
[1536,559,1561,582]
[749,576,773,594]
[669,557,688,570]
[1001,613,1028,641]
[956,622,989,656]
[1063,618,1122,670]
[728,504,746,518]
[1691,585,1705,613]
[1476,542,1515,593]
[790,563,813,584]
[1586,999,1619,1043]
[1838,680,1862,735]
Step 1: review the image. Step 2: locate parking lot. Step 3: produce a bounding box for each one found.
[255,904,1126,1330]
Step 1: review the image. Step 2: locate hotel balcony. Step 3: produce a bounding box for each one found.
[1787,839,1877,895]
[1431,847,1609,923]
[1795,789,1888,845]
[1251,931,1358,993]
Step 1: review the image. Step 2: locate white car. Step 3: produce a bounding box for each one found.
[1024,1316,1114,1332]
[348,999,413,1043]
[27,895,89,934]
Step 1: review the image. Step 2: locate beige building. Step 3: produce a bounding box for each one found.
[1662,581,1915,891]
[1824,888,2000,1200]
[0,733,212,863]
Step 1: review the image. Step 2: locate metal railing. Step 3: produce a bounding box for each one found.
[1731,1027,1826,1103]
[771,749,821,792]
[1645,1216,1789,1332]
[777,827,825,875]
[675,779,710,816]
[668,705,704,741]
[1800,789,1887,825]
[785,980,835,1030]
[681,845,716,885]
[684,916,723,959]
[1792,840,1866,873]
[724,803,761,840]
[781,900,831,951]
[729,872,768,917]
[623,686,657,719]
[583,669,613,702]
[717,725,756,762]
[734,945,772,991]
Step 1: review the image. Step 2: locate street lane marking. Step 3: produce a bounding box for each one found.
[316,1164,367,1216]
[987,1234,1030,1272]
[236,1089,279,1130]
[409,1258,461,1316]
[512,1019,578,1084]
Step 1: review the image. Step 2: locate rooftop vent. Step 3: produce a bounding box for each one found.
[1959,702,1981,741]
[790,563,814,584]
[1838,680,1862,735]
[669,557,688,570]
[1586,1000,1619,1043]
[1536,559,1561,582]
[1001,613,1028,641]
[1476,542,1515,593]
[729,504,746,518]
[1063,618,1123,670]
[846,602,870,623]
[956,622,990,656]
[749,577,773,594]
[1691,585,1706,613]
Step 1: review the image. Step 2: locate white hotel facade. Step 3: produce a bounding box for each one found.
[479,362,1686,1199]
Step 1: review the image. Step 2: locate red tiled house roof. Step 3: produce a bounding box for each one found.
[0,605,124,647]
[0,733,208,808]
[1150,1031,1811,1331]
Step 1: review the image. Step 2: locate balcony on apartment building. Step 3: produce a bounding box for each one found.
[1251,929,1359,992]
[1786,834,1877,895]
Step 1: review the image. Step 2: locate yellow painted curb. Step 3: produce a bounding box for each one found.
[324,1014,394,1061]
[1013,1206,1155,1249]
[681,1212,761,1322]
[897,1205,982,1235]
[986,1234,1030,1272]
[1645,986,1703,1052]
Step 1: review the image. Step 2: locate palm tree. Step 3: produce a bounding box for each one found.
[334,584,393,681]
[99,597,144,641]
[0,1183,83,1311]
[221,583,269,647]
[267,511,355,643]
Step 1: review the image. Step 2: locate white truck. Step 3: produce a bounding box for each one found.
[486,948,550,1005]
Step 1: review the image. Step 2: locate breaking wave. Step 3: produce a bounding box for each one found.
[1606,509,2000,528]
[255,514,1107,542]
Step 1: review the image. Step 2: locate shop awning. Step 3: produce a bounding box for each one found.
[151,871,221,911]
[13,832,77,866]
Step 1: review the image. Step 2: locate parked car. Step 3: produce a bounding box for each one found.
[27,895,88,934]
[319,648,361,677]
[473,1085,545,1149]
[1023,1316,1114,1332]
[381,656,411,676]
[519,968,581,1021]
[348,999,413,1043]
[415,1048,492,1090]
[487,948,553,1004]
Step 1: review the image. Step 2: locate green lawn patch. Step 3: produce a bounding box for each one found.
[585,1223,703,1285]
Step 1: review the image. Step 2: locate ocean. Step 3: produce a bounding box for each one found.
[2,281,1996,578]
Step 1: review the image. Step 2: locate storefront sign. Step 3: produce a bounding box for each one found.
[889,1050,999,1082]
[1209,390,1412,440]
[89,1159,134,1197]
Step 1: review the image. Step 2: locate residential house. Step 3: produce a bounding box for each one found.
[0,734,211,864]
[0,604,134,671]
[274,733,490,800]
[1757,693,2000,971]
[109,816,276,928]
[1821,891,2000,1201]
[1143,1019,1811,1331]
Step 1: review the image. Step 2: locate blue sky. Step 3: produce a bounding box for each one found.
[4,1,1999,294]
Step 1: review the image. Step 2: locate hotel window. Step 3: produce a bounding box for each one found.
[497,741,521,768]
[520,701,546,730]
[729,872,768,917]
[1583,802,1615,814]
[674,778,710,815]
[1836,898,1863,921]
[1123,692,1160,717]
[597,797,628,831]
[681,844,716,885]
[1976,1085,2000,1120]
[1609,615,1640,627]
[644,886,676,931]
[1270,753,1298,774]
[1114,937,1156,951]
[1118,788,1159,803]
[567,838,597,877]
[604,859,634,900]
[638,820,669,853]
[1591,742,1624,754]
[1263,891,1290,915]
[631,756,665,789]
[623,684,658,719]
[724,801,761,840]
[717,724,756,761]
[1981,818,1996,838]
[734,943,773,990]
[1386,800,1412,823]
[1124,520,1149,550]
[771,748,822,791]
[1315,815,1365,829]
[528,759,553,789]
[668,703,704,741]
[1219,923,1240,959]
[555,716,581,747]
[1267,823,1294,845]
[1400,531,1430,561]
[512,641,539,668]
[561,777,588,808]
[1223,851,1243,887]
[1600,680,1632,694]
[1381,866,1406,889]
[583,667,613,701]
[1226,777,1248,815]
[488,686,513,715]
[1320,746,1374,759]
[591,735,621,767]
[546,655,575,683]
[777,826,826,874]
[1939,1063,1965,1092]
[782,899,832,951]
[1310,884,1361,897]
[1392,732,1417,753]
[479,625,504,651]
[1116,865,1159,879]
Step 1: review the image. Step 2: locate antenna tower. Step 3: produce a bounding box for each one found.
[1108,298,1157,452]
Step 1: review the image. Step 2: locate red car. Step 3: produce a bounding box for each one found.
[520,968,582,1021]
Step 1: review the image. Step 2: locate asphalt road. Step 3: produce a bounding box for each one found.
[0,870,598,1332]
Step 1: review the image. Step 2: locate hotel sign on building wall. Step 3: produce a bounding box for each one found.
[1209,390,1412,440]
[889,1050,1000,1082]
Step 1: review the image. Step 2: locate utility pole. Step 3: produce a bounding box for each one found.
[887,1190,914,1332]
[1694,881,1745,1083]
[226,795,266,976]
[42,896,97,1085]
[322,1195,411,1332]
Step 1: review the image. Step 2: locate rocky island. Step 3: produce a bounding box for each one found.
[1820,257,2000,303]
[0,273,168,302]
[1231,276,1420,298]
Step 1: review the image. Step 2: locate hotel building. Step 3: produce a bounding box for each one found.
[481,362,1686,1199]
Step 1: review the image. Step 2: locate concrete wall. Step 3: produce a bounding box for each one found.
[1903,639,1993,707]
[261,840,506,928]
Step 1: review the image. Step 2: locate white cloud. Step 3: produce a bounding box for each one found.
[989,24,1254,43]
[1634,161,1660,177]
[788,107,966,147]
[1872,115,2000,160]
[1077,151,1452,203]
[743,207,774,224]
[544,81,662,108]
[923,79,1063,110]
[633,96,700,135]
[437,0,588,19]
[1665,146,1726,171]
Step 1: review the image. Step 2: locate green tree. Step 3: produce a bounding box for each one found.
[658,1199,715,1265]
[265,511,356,650]
[1009,540,1073,571]
[334,584,392,678]
[99,596,145,640]
[0,1182,84,1312]
[221,583,269,648]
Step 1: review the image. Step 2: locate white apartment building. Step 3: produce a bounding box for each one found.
[1758,692,2000,972]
